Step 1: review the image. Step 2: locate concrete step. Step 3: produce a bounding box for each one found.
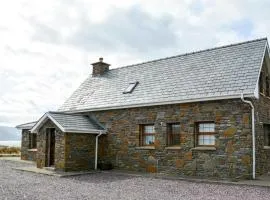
[44,166,55,171]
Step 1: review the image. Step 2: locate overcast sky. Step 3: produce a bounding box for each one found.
[0,0,269,127]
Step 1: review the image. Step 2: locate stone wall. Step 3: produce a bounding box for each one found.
[31,98,269,178]
[254,94,270,175]
[91,99,253,179]
[65,133,96,171]
[36,119,97,171]
[251,58,270,176]
[21,129,36,161]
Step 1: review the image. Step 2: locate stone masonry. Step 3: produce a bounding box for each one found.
[21,129,37,161]
[33,96,270,179]
[36,119,97,171]
[65,133,96,171]
[36,120,65,169]
[253,58,270,175]
[92,99,254,179]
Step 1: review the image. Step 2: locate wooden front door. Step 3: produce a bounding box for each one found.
[45,128,55,167]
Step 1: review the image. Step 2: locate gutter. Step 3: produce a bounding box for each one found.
[241,94,256,179]
[62,93,255,114]
[95,131,103,170]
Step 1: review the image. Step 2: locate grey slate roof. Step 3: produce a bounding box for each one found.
[31,112,104,133]
[59,38,269,112]
[16,121,37,130]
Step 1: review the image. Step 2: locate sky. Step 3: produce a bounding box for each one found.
[0,0,269,127]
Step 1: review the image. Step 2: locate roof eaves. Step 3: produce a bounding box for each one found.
[16,121,37,129]
[64,129,106,134]
[62,93,255,114]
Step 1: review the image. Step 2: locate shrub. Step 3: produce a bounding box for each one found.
[0,147,21,154]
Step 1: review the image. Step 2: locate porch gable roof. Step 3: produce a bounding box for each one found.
[30,112,105,134]
[16,121,37,130]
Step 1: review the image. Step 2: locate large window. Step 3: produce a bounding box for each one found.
[140,125,155,146]
[264,124,270,146]
[196,122,215,146]
[29,133,37,149]
[167,123,180,146]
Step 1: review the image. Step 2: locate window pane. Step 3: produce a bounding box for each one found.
[199,123,215,132]
[172,124,180,134]
[168,123,180,145]
[198,135,204,145]
[32,134,37,148]
[260,73,263,93]
[123,82,139,93]
[145,135,155,145]
[29,134,32,149]
[141,124,155,146]
[264,124,270,146]
[170,134,180,145]
[198,134,215,145]
[144,125,155,133]
[125,83,135,92]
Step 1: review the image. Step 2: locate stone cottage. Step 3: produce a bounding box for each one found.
[17,38,270,180]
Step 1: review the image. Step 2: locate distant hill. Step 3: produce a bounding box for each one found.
[0,126,20,141]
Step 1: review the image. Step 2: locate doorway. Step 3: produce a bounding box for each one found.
[45,128,55,167]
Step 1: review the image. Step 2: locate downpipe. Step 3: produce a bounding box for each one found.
[95,131,103,170]
[241,94,256,179]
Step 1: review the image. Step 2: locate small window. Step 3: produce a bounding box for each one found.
[196,122,215,146]
[266,76,269,96]
[264,124,270,146]
[140,124,155,146]
[123,81,139,94]
[29,133,37,149]
[259,73,264,94]
[167,123,180,146]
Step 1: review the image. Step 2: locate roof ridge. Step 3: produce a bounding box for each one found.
[109,37,268,71]
[48,111,84,116]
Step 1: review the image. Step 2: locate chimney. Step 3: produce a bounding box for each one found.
[91,57,110,77]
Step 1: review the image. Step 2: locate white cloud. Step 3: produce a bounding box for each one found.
[0,0,269,126]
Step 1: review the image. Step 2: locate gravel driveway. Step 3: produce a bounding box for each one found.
[1,160,270,200]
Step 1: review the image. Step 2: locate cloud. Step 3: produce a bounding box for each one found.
[0,0,269,127]
[30,17,63,44]
[29,5,178,57]
[68,6,177,54]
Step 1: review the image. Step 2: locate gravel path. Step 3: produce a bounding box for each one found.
[1,160,270,200]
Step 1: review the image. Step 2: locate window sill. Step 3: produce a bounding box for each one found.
[191,147,216,151]
[165,146,182,150]
[263,146,270,150]
[135,146,155,150]
[27,149,37,152]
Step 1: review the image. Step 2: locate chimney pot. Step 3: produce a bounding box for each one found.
[99,57,103,62]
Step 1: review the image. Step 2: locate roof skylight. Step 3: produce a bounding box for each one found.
[123,81,139,94]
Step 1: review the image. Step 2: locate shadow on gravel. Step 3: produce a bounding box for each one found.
[63,172,137,184]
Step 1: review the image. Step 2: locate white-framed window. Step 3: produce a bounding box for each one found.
[196,122,215,146]
[140,124,155,146]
